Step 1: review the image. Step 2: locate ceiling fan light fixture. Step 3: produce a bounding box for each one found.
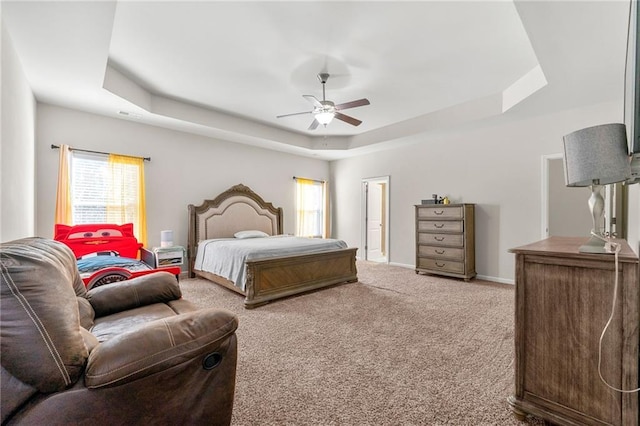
[277,72,369,129]
[316,111,335,125]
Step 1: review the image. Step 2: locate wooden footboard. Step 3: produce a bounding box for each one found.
[196,247,358,309]
[244,247,358,309]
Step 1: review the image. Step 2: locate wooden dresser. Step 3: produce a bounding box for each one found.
[414,203,475,281]
[508,237,639,425]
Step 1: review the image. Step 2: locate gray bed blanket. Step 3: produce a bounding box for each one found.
[194,235,348,291]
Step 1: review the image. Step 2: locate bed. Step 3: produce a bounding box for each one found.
[188,184,358,308]
[54,223,181,289]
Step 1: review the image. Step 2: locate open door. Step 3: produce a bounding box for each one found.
[362,176,389,262]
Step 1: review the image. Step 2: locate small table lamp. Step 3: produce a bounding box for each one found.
[562,123,631,253]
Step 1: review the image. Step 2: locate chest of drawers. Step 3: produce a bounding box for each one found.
[415,204,475,281]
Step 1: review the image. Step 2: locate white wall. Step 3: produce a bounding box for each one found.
[1,21,36,242]
[330,101,621,283]
[20,101,640,281]
[36,104,329,248]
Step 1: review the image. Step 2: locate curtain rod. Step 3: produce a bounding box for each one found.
[51,144,151,162]
[292,176,325,183]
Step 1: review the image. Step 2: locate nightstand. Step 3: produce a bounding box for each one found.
[141,246,186,271]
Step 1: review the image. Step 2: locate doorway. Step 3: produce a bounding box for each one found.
[541,154,592,238]
[361,176,390,262]
[541,154,622,239]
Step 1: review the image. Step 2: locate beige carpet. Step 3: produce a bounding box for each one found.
[179,261,544,425]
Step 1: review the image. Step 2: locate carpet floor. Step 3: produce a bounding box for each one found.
[179,261,544,425]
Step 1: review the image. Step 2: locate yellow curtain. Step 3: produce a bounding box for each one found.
[107,154,147,247]
[54,144,72,226]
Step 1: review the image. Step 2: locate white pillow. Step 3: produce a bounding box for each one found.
[234,230,269,239]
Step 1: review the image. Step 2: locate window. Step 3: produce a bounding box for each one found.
[55,146,147,246]
[70,152,111,223]
[295,178,326,238]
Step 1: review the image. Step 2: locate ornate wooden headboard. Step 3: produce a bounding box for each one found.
[187,184,283,276]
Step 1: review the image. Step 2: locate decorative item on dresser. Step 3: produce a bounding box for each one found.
[562,123,631,253]
[508,237,639,425]
[414,203,475,281]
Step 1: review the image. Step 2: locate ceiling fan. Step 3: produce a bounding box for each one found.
[277,73,370,130]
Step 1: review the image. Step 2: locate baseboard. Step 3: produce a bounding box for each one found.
[477,274,514,285]
[358,260,515,285]
[388,262,414,269]
[390,263,515,285]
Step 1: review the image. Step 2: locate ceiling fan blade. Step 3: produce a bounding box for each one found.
[334,112,362,127]
[303,95,323,108]
[308,118,320,130]
[277,110,313,118]
[335,98,370,111]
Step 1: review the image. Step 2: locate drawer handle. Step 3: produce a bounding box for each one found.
[434,236,445,241]
[435,249,445,255]
[434,223,444,228]
[434,210,444,215]
[435,262,446,267]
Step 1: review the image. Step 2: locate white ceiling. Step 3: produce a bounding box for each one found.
[1,1,631,160]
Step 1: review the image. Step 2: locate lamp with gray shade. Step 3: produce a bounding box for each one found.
[562,123,631,253]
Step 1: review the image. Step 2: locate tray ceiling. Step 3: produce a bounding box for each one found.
[1,1,630,159]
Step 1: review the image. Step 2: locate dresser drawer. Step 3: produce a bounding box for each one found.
[418,233,463,247]
[418,245,464,261]
[417,206,463,220]
[417,258,465,274]
[417,220,463,233]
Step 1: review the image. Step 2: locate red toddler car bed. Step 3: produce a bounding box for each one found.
[54,223,180,289]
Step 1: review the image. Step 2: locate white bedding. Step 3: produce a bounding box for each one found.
[194,235,348,291]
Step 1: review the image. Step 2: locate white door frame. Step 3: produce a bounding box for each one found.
[541,153,563,238]
[361,176,390,262]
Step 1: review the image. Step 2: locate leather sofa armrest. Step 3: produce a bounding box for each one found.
[86,271,181,317]
[85,308,238,388]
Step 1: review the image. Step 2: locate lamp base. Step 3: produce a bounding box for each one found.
[579,235,612,254]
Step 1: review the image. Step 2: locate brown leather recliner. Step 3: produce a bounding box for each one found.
[0,237,238,425]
